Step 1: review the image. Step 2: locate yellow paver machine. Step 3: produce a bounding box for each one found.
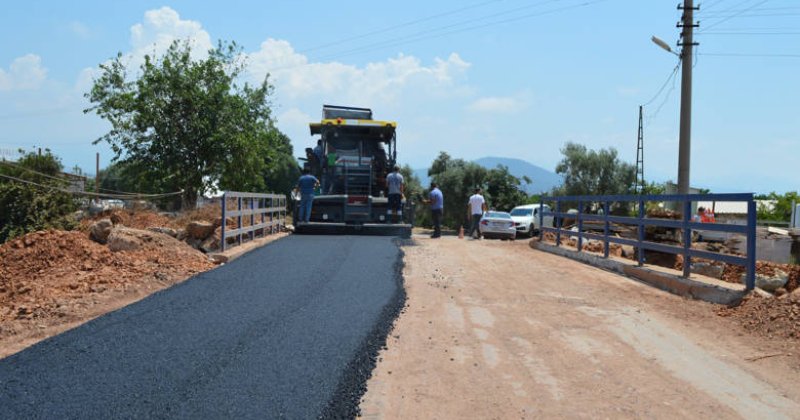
[294,105,413,237]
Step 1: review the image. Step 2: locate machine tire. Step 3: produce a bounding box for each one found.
[528,224,536,238]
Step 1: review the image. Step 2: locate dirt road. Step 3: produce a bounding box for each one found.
[361,236,800,419]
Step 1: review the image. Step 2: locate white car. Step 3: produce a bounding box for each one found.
[479,211,516,240]
[510,204,554,237]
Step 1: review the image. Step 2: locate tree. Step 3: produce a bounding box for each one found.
[0,149,78,243]
[85,40,291,209]
[553,142,636,196]
[428,152,487,228]
[755,191,799,221]
[425,152,529,228]
[399,165,425,225]
[485,165,528,212]
[262,130,301,196]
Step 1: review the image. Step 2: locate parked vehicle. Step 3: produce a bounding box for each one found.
[479,211,516,240]
[509,204,554,237]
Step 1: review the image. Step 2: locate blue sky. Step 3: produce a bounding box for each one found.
[0,0,797,193]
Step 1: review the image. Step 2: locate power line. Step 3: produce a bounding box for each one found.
[701,6,800,15]
[0,173,184,199]
[263,0,561,69]
[698,31,800,34]
[647,64,681,124]
[642,62,681,107]
[295,0,504,54]
[700,52,800,57]
[270,0,609,71]
[700,0,770,32]
[700,0,733,12]
[0,160,185,198]
[700,12,800,18]
[0,160,73,185]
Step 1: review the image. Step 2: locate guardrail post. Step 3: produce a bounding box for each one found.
[555,199,562,247]
[250,197,255,241]
[258,198,272,236]
[682,197,692,278]
[603,200,610,258]
[577,200,583,252]
[237,196,242,247]
[221,192,227,252]
[637,198,645,267]
[746,198,757,290]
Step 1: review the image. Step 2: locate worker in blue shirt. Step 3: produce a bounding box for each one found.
[294,168,320,224]
[313,140,324,168]
[423,182,444,238]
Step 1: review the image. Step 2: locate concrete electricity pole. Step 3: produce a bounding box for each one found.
[677,0,698,194]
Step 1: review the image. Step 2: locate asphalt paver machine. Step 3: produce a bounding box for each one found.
[294,105,413,237]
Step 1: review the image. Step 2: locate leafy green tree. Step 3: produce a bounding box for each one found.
[485,165,528,212]
[425,152,529,228]
[399,164,425,225]
[262,131,301,196]
[85,39,290,209]
[755,191,799,221]
[0,149,78,243]
[552,142,636,196]
[428,152,487,228]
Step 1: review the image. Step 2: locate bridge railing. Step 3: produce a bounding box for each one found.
[221,191,287,251]
[539,193,757,290]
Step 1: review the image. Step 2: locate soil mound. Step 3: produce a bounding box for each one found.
[0,229,212,324]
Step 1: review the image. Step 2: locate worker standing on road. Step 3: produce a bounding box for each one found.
[294,168,320,224]
[385,165,405,224]
[467,187,488,239]
[423,182,444,238]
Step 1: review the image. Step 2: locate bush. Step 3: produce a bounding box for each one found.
[0,150,79,243]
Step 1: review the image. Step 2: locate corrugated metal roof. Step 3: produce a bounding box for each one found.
[696,200,776,215]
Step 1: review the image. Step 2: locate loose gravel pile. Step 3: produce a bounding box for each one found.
[718,292,800,340]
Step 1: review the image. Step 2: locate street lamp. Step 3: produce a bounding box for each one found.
[651,18,695,197]
[651,36,678,56]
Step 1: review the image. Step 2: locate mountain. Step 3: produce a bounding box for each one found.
[412,157,562,195]
[474,157,563,194]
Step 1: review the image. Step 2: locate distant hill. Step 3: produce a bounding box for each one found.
[412,157,562,195]
[474,157,563,194]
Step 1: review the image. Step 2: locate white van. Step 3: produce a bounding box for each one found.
[510,204,554,237]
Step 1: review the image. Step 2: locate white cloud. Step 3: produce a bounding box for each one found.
[246,38,470,105]
[0,54,48,91]
[74,67,100,93]
[277,107,314,128]
[69,21,91,39]
[129,7,212,63]
[467,96,521,113]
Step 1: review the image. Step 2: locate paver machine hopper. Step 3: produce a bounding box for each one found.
[293,105,413,237]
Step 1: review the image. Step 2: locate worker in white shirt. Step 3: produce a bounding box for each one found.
[467,187,488,239]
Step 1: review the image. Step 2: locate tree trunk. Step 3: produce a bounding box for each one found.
[181,187,198,210]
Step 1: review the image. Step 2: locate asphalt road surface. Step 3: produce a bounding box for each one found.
[0,235,405,419]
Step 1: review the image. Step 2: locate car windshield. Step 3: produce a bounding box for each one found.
[510,208,532,216]
[485,212,511,219]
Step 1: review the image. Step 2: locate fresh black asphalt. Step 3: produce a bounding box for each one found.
[0,235,406,419]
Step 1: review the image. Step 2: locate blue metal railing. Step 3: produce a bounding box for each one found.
[221,192,286,251]
[539,193,757,290]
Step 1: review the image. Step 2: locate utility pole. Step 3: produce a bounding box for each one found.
[635,105,645,194]
[677,0,698,194]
